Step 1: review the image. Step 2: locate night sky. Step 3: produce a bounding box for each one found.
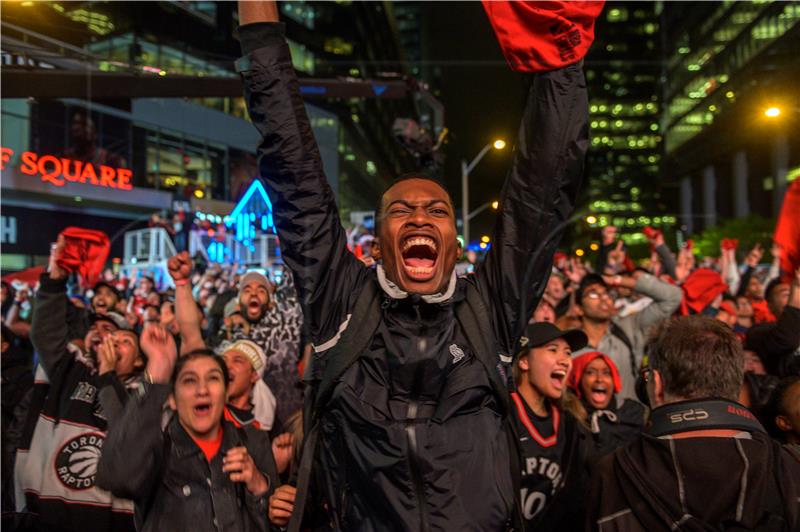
[424,2,527,242]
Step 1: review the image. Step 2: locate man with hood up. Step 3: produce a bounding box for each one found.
[587,316,800,532]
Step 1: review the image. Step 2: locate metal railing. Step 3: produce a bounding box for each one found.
[123,227,177,265]
[189,230,280,268]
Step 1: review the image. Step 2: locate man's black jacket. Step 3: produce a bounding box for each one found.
[587,419,800,531]
[237,22,588,531]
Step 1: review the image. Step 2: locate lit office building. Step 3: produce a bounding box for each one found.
[580,2,667,248]
[662,2,800,233]
[1,1,418,267]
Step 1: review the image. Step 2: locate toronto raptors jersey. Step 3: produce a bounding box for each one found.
[510,392,568,529]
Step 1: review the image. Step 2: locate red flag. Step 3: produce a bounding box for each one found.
[56,227,110,287]
[483,1,605,72]
[774,179,800,282]
[1,265,45,286]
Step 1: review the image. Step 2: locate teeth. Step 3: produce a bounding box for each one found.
[402,237,437,252]
[552,370,566,377]
[406,266,434,275]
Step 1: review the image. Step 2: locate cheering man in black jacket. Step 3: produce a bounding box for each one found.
[237,2,593,529]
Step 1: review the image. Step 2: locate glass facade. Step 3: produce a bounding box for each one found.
[581,1,664,234]
[281,1,315,30]
[2,0,419,217]
[87,33,235,77]
[141,131,224,199]
[664,3,800,153]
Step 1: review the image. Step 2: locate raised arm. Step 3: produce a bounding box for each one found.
[607,272,682,331]
[236,1,363,345]
[477,62,590,351]
[31,236,71,376]
[96,325,177,499]
[167,252,205,354]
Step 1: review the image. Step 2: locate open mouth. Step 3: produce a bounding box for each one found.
[193,402,212,417]
[550,368,567,390]
[400,236,439,281]
[590,385,610,406]
[247,300,261,313]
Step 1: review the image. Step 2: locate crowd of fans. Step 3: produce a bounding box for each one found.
[2,1,799,529]
[1,220,798,531]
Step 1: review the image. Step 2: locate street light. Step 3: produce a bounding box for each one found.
[491,200,499,210]
[462,139,506,245]
[586,215,598,225]
[764,105,800,119]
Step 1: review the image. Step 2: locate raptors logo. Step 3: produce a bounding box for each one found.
[55,433,104,490]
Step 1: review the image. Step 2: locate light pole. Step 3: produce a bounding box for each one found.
[462,139,505,246]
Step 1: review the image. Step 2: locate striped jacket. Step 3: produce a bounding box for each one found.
[15,274,135,532]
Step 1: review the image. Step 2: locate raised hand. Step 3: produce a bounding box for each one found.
[167,251,193,284]
[606,240,626,271]
[675,244,695,283]
[140,323,177,383]
[644,227,664,248]
[268,484,297,527]
[223,446,269,497]
[564,257,586,285]
[601,226,617,247]
[48,235,68,281]
[271,433,294,475]
[771,242,782,263]
[745,243,763,268]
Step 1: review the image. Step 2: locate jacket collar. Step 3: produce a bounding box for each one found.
[168,417,245,459]
[376,264,457,304]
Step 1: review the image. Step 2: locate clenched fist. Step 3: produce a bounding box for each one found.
[167,251,193,283]
[222,446,269,497]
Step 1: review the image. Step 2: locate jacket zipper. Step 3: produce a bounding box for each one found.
[405,320,430,532]
[405,400,429,532]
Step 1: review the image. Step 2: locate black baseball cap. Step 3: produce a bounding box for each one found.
[90,310,131,331]
[93,281,121,300]
[516,322,588,357]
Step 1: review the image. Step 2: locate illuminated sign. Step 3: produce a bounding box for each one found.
[0,146,133,190]
[226,179,275,247]
[1,215,17,245]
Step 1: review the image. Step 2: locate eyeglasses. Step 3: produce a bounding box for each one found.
[585,291,612,301]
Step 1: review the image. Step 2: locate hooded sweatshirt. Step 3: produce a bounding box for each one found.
[568,351,646,455]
